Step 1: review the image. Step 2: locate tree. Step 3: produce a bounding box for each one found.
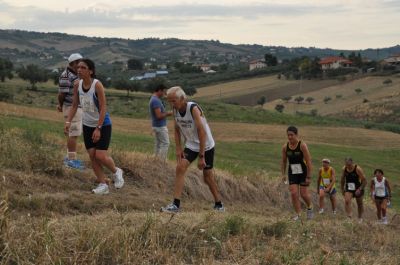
[257,96,266,107]
[294,96,304,104]
[275,104,285,113]
[355,88,362,94]
[282,96,292,103]
[145,77,168,93]
[264,53,278,66]
[113,79,142,97]
[0,58,14,82]
[323,96,332,104]
[17,64,48,90]
[306,97,315,104]
[127,58,143,70]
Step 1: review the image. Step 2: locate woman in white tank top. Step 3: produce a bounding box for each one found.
[65,58,124,195]
[370,169,392,224]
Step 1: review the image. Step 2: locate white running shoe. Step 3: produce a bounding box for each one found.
[113,167,124,189]
[358,218,363,224]
[333,210,337,215]
[319,208,324,214]
[307,208,314,220]
[92,183,109,195]
[382,217,388,225]
[292,215,301,221]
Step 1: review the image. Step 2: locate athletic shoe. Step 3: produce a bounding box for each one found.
[318,208,324,214]
[332,210,337,215]
[113,167,124,189]
[358,218,363,224]
[160,203,180,213]
[382,217,388,225]
[92,183,109,195]
[66,159,84,170]
[307,208,314,220]
[292,215,301,221]
[213,203,225,212]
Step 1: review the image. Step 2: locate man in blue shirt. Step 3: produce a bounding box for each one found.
[149,84,172,160]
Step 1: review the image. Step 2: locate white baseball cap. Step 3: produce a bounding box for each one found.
[68,53,83,63]
[322,158,331,163]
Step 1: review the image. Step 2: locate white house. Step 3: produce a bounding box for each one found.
[319,56,352,70]
[249,59,267,71]
[383,55,400,66]
[200,64,211,72]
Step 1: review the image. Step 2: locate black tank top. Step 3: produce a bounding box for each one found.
[344,165,361,191]
[286,141,307,177]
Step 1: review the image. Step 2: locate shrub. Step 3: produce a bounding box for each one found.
[275,104,285,113]
[263,221,287,238]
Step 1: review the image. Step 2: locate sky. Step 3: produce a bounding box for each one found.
[0,0,399,50]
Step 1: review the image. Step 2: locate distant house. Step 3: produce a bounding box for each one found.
[383,55,400,66]
[143,72,157,79]
[205,70,217,74]
[156,70,169,75]
[157,64,167,70]
[200,64,211,72]
[249,59,267,71]
[129,76,144,81]
[319,56,352,70]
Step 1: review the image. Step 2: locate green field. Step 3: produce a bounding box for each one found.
[2,115,399,208]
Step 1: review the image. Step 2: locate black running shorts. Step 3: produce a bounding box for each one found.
[83,125,112,150]
[183,147,214,170]
[288,174,308,186]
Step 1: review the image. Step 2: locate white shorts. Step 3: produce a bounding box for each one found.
[63,105,82,137]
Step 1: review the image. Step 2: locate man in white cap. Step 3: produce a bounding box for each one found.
[57,53,83,169]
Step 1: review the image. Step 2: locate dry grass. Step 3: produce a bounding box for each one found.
[0,124,399,264]
[2,102,400,149]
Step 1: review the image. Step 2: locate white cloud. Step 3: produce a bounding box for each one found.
[0,0,399,49]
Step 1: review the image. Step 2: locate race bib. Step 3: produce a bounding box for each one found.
[290,164,303,175]
[376,187,386,197]
[323,178,331,185]
[80,95,95,113]
[347,183,356,191]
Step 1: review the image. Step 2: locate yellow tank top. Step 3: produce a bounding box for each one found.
[320,167,335,188]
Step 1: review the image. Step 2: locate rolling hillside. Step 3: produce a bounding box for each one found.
[1,104,400,264]
[264,75,400,122]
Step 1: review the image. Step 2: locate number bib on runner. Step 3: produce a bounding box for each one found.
[347,183,356,191]
[323,178,331,185]
[376,187,386,197]
[290,164,303,175]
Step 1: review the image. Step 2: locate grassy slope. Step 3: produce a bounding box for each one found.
[1,115,400,264]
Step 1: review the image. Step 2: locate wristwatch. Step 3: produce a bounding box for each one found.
[96,125,102,130]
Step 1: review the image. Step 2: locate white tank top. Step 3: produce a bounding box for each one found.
[78,79,111,127]
[174,102,215,152]
[374,177,387,197]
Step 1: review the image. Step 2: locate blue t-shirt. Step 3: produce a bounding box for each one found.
[149,95,167,127]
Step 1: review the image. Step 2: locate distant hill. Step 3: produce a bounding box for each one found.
[1,29,399,69]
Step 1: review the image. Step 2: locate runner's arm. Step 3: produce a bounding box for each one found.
[281,144,287,177]
[192,106,206,156]
[95,81,107,127]
[356,166,367,191]
[370,178,375,197]
[386,179,392,198]
[328,168,336,191]
[340,167,345,194]
[66,80,79,123]
[300,142,312,179]
[317,169,322,192]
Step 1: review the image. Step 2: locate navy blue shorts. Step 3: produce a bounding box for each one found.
[183,147,214,170]
[83,125,111,150]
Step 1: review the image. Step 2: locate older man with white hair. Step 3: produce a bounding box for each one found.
[160,86,224,213]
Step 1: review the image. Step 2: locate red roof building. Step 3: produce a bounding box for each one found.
[319,56,352,70]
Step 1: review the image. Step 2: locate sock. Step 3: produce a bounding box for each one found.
[215,201,223,207]
[68,152,77,160]
[173,198,180,208]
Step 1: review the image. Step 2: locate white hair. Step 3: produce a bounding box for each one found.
[167,86,187,99]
